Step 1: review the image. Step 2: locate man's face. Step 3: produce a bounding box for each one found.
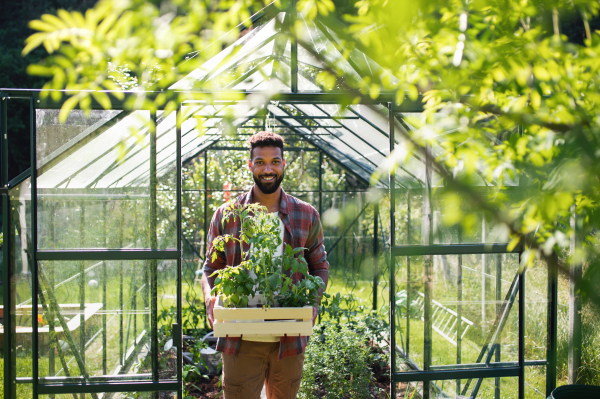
[248,146,285,195]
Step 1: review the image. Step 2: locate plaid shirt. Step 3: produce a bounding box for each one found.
[203,188,329,360]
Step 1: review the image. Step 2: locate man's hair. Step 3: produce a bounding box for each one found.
[248,131,284,158]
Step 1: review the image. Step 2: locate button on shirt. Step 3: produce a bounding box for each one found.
[203,188,329,360]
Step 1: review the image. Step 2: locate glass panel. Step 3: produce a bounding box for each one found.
[37,260,178,382]
[183,155,205,191]
[36,109,122,169]
[526,365,547,398]
[320,157,365,192]
[207,190,244,217]
[395,254,520,370]
[297,15,360,92]
[205,149,252,192]
[177,15,282,91]
[526,259,548,361]
[36,110,177,249]
[351,104,390,137]
[7,99,32,181]
[15,382,33,398]
[395,188,518,245]
[395,256,424,370]
[283,151,320,191]
[297,63,323,92]
[323,191,376,310]
[313,104,389,162]
[9,178,34,381]
[181,190,205,319]
[396,377,518,398]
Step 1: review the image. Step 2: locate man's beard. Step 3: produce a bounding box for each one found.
[253,171,284,194]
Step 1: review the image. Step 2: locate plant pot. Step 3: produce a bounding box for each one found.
[213,298,313,338]
[549,384,600,399]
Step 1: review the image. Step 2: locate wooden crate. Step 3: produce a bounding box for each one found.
[213,305,313,338]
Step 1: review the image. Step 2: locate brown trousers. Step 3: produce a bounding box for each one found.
[222,340,305,399]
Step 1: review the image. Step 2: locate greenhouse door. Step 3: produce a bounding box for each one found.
[1,95,184,398]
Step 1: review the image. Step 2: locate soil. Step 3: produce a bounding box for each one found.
[369,343,392,398]
[186,375,223,399]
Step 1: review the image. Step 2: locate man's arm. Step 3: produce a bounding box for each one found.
[304,208,329,324]
[305,209,329,286]
[201,207,227,328]
[201,273,217,328]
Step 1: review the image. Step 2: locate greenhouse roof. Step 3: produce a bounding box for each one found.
[36,7,483,191]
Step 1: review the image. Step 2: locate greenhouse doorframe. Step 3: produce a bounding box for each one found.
[0,92,184,398]
[387,103,559,399]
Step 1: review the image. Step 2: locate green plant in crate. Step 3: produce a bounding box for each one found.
[276,244,325,308]
[210,201,324,308]
[211,262,256,308]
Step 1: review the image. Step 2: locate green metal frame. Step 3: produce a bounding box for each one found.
[384,97,558,398]
[0,87,559,399]
[0,92,184,398]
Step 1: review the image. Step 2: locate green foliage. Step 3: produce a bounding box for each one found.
[21,0,600,389]
[22,0,270,119]
[210,202,324,308]
[326,0,600,277]
[299,324,379,399]
[21,0,600,284]
[277,266,325,307]
[318,293,390,348]
[319,292,366,324]
[182,364,207,398]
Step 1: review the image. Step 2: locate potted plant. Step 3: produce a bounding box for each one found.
[209,202,325,338]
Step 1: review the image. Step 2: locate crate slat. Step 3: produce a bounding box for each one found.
[213,320,313,337]
[213,306,312,321]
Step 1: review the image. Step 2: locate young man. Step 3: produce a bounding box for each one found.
[200,131,329,399]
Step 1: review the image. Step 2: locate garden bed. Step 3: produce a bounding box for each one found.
[180,334,390,399]
[182,344,390,399]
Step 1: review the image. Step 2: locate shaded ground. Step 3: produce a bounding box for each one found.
[186,375,223,399]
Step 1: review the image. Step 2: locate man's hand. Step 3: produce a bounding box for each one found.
[312,305,318,327]
[206,296,217,328]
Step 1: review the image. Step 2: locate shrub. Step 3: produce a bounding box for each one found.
[299,324,375,399]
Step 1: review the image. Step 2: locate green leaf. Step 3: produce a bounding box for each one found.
[26,64,54,76]
[91,91,112,109]
[533,66,551,82]
[507,236,521,252]
[58,95,80,123]
[267,274,280,289]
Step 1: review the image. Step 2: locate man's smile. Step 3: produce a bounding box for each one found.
[261,175,277,182]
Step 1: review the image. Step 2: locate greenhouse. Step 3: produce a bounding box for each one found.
[0,3,586,399]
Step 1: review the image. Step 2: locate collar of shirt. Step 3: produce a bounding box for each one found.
[240,186,290,216]
[242,186,293,242]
